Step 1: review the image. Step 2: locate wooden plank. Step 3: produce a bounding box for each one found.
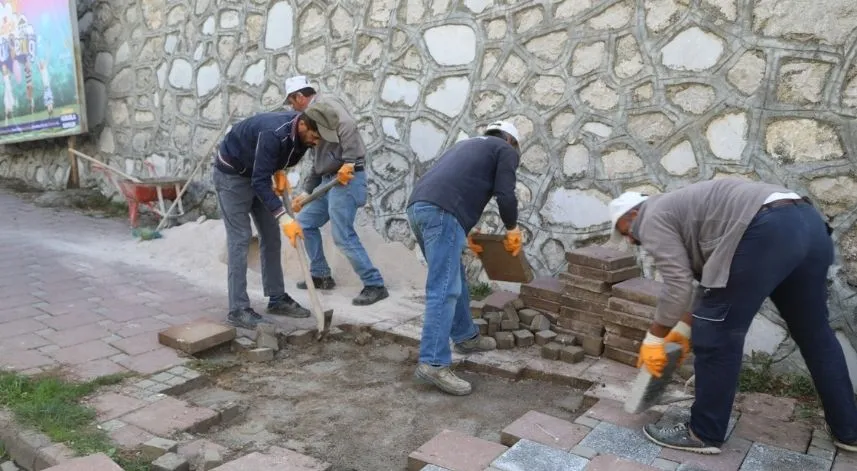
[471,233,534,283]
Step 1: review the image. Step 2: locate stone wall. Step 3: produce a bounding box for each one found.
[1,0,857,366]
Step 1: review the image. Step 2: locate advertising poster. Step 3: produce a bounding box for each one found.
[0,0,87,145]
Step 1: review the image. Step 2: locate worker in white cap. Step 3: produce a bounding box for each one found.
[607,178,857,455]
[282,75,389,306]
[405,120,523,396]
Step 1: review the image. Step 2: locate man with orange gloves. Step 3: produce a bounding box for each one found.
[607,178,857,455]
[405,120,523,396]
[283,75,388,306]
[212,102,339,329]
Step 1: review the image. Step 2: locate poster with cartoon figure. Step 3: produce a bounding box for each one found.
[0,0,87,144]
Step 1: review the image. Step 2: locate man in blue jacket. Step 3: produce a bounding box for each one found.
[212,102,340,329]
[406,120,523,396]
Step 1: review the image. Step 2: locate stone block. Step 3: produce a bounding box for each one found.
[490,438,589,471]
[520,277,564,303]
[230,337,255,352]
[566,246,636,271]
[535,330,557,345]
[177,439,228,466]
[40,453,123,470]
[611,278,662,307]
[602,309,651,331]
[183,387,244,423]
[483,290,519,313]
[513,329,534,347]
[563,285,612,304]
[462,352,526,380]
[577,422,662,465]
[407,429,508,471]
[286,329,314,345]
[254,326,279,351]
[560,298,607,316]
[502,304,520,323]
[557,317,604,337]
[209,445,331,470]
[151,452,189,471]
[197,447,223,470]
[1,462,20,471]
[560,346,585,364]
[580,335,604,356]
[733,413,812,453]
[541,342,561,360]
[603,346,638,366]
[474,318,488,335]
[585,454,660,470]
[737,392,797,422]
[494,331,515,349]
[559,273,611,293]
[483,311,502,327]
[604,322,647,341]
[158,321,236,355]
[470,300,484,318]
[500,320,519,331]
[512,298,525,310]
[244,347,274,362]
[518,308,540,325]
[568,265,641,284]
[520,295,561,313]
[121,397,219,435]
[529,314,551,332]
[141,437,179,461]
[487,321,499,337]
[500,410,591,450]
[559,307,603,325]
[554,334,577,346]
[607,297,656,319]
[604,332,643,352]
[739,442,832,471]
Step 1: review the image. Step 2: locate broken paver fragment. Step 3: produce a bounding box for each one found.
[517,308,540,325]
[254,325,279,351]
[231,337,255,352]
[580,335,604,356]
[503,304,520,323]
[209,445,331,470]
[245,348,274,362]
[141,437,178,461]
[286,329,314,346]
[520,277,564,302]
[541,342,561,360]
[407,429,508,471]
[41,453,124,470]
[500,319,519,331]
[474,318,488,335]
[494,331,515,349]
[560,346,585,364]
[470,300,484,318]
[529,314,551,332]
[151,452,189,471]
[535,330,557,345]
[196,446,223,471]
[513,329,534,347]
[158,321,236,355]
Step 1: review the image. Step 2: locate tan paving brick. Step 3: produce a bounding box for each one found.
[158,321,236,354]
[49,339,121,364]
[407,429,507,471]
[89,392,148,422]
[733,413,812,453]
[117,347,186,374]
[41,453,123,470]
[210,446,330,470]
[736,392,797,422]
[120,396,219,436]
[583,398,662,429]
[501,410,591,450]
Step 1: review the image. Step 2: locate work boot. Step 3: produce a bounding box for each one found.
[296,276,336,290]
[454,333,497,354]
[825,423,857,452]
[226,308,273,330]
[413,363,472,396]
[266,294,311,318]
[642,422,721,455]
[353,286,389,306]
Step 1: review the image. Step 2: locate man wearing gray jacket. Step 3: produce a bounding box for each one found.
[608,178,857,455]
[283,76,388,306]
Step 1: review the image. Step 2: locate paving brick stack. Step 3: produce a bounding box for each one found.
[556,246,640,356]
[471,290,552,350]
[602,277,663,367]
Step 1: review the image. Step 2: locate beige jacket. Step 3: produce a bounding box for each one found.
[631,178,790,326]
[304,94,366,193]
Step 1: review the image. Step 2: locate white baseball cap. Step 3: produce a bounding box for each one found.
[608,191,649,244]
[485,120,521,145]
[284,75,315,97]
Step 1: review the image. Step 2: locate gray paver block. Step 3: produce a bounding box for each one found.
[652,457,679,470]
[151,452,190,471]
[140,437,179,461]
[573,416,600,429]
[244,348,274,362]
[491,438,589,471]
[535,330,557,345]
[420,466,452,471]
[578,422,662,465]
[570,444,598,459]
[1,461,21,471]
[41,453,123,470]
[739,442,833,470]
[513,329,534,347]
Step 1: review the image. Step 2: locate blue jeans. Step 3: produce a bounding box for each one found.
[407,202,479,367]
[690,201,857,445]
[296,171,384,287]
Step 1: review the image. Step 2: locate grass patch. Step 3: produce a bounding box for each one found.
[468,282,493,300]
[739,352,821,420]
[0,371,148,470]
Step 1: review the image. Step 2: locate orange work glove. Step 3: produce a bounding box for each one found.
[466,230,483,254]
[278,214,303,247]
[503,226,523,256]
[637,332,668,378]
[291,192,309,213]
[664,320,692,365]
[336,163,355,185]
[272,170,290,196]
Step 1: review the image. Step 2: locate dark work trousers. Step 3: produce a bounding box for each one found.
[690,201,857,445]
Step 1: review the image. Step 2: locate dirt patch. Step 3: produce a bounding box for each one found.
[185,339,589,471]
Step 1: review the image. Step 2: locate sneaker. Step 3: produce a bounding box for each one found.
[454,334,497,354]
[643,423,721,454]
[227,308,273,330]
[296,276,336,290]
[825,423,857,452]
[352,286,389,306]
[266,294,311,318]
[413,363,472,396]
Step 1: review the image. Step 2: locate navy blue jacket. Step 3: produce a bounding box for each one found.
[218,112,309,218]
[408,136,519,233]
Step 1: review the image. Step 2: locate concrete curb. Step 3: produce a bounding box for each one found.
[0,409,75,471]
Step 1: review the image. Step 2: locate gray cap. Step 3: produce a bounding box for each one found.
[304,102,340,143]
